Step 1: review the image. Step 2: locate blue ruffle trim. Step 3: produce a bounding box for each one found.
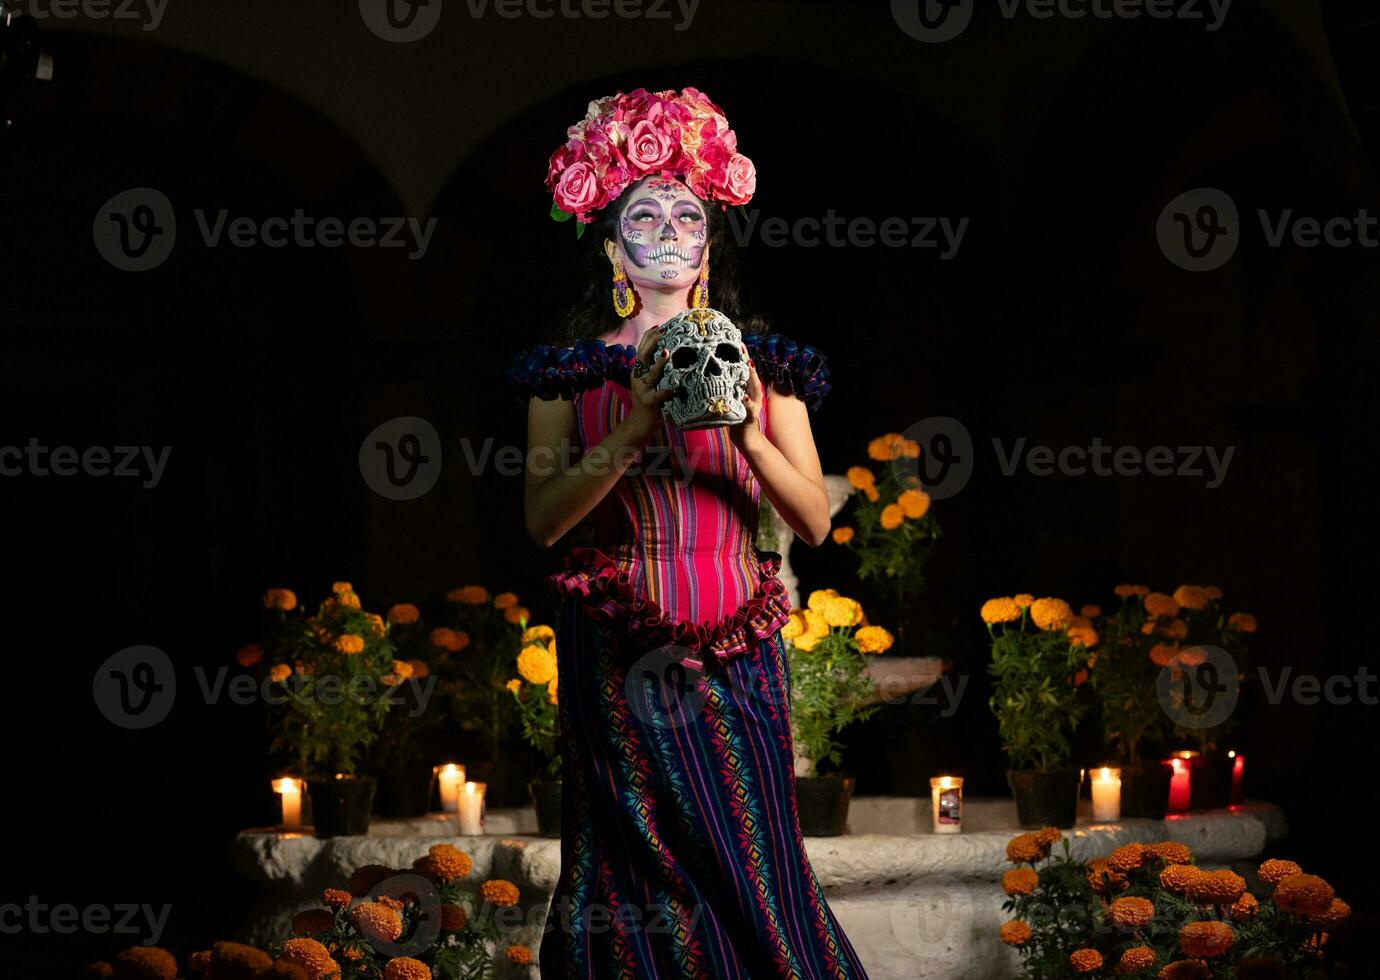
[506,332,831,411]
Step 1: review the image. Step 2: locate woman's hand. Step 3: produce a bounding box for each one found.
[728,361,765,450]
[624,323,674,438]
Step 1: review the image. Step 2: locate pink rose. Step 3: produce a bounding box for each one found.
[624,118,679,173]
[545,139,586,192]
[553,161,602,217]
[715,153,756,206]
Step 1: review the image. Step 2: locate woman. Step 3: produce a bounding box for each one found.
[507,88,870,979]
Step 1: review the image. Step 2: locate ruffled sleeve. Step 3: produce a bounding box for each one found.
[744,333,832,411]
[506,339,636,405]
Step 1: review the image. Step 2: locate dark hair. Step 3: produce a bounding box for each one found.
[560,180,767,343]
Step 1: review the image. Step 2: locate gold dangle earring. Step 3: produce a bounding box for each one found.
[692,250,710,309]
[611,253,636,318]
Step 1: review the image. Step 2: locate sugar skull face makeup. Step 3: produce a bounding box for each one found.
[612,176,707,294]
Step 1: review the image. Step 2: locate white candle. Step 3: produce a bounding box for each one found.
[436,763,466,813]
[1091,767,1121,822]
[272,777,302,830]
[456,781,486,836]
[930,776,963,833]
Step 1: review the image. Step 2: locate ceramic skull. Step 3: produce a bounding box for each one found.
[654,308,750,429]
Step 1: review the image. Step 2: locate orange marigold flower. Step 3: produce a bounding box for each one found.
[1108,896,1156,928]
[1067,625,1099,649]
[1114,584,1150,598]
[1149,643,1179,667]
[1308,897,1351,929]
[846,465,876,490]
[1159,618,1188,640]
[854,625,894,654]
[1173,585,1210,610]
[429,627,469,652]
[292,909,334,935]
[366,613,386,637]
[506,946,535,965]
[480,879,520,907]
[439,904,468,932]
[1070,948,1103,973]
[338,591,361,609]
[391,659,413,680]
[1116,946,1157,973]
[382,958,430,980]
[331,581,353,595]
[448,585,489,604]
[1160,864,1204,893]
[1273,874,1334,917]
[346,864,397,897]
[493,592,519,609]
[1087,858,1128,895]
[423,844,473,883]
[896,438,921,458]
[867,434,902,461]
[86,964,114,979]
[1179,920,1234,958]
[405,658,429,679]
[377,895,404,913]
[504,605,531,625]
[269,663,292,683]
[1227,612,1257,633]
[277,938,338,980]
[264,588,298,611]
[1003,868,1039,895]
[1034,827,1062,846]
[386,603,420,625]
[203,942,273,975]
[880,503,905,530]
[1013,593,1034,608]
[1143,592,1179,617]
[999,920,1033,946]
[333,634,364,655]
[1108,843,1147,873]
[322,888,351,909]
[981,598,1021,625]
[831,526,855,544]
[1030,598,1073,631]
[1006,833,1046,863]
[897,489,930,519]
[1147,841,1193,865]
[863,485,880,502]
[1187,870,1245,906]
[1177,646,1207,667]
[1258,859,1302,886]
[113,946,177,980]
[236,643,264,668]
[1229,892,1258,921]
[1158,959,1211,979]
[349,902,403,944]
[1080,604,1102,619]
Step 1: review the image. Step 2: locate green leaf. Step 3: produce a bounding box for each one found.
[550,204,573,222]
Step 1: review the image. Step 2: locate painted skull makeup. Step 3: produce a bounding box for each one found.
[617,177,707,287]
[654,308,750,430]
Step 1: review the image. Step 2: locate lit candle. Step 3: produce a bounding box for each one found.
[1229,751,1245,806]
[1168,753,1194,812]
[930,776,963,834]
[272,777,302,830]
[435,763,466,813]
[456,781,486,836]
[1091,767,1121,822]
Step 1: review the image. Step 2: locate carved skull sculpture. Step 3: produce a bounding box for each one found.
[654,308,750,430]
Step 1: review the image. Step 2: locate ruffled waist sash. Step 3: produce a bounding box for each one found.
[547,546,793,671]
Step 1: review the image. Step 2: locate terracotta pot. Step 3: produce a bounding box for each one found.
[795,774,855,836]
[306,775,376,838]
[530,779,562,838]
[1007,768,1079,829]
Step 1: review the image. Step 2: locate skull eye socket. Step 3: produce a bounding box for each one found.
[671,346,699,369]
[715,343,742,363]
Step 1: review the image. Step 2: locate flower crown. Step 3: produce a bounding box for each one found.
[545,87,757,230]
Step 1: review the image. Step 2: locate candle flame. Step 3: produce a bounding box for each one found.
[272,777,301,794]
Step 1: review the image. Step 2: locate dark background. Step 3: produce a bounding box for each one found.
[2,0,1377,974]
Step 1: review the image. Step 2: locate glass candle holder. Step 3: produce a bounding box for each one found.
[930,776,963,833]
[456,781,486,835]
[434,763,466,813]
[1090,767,1121,822]
[272,776,303,830]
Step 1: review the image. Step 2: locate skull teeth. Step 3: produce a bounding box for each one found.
[649,245,693,263]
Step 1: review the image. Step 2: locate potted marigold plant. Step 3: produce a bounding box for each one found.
[830,432,940,656]
[998,830,1350,978]
[782,589,894,836]
[1085,587,1175,818]
[444,586,528,807]
[260,582,411,837]
[506,623,561,837]
[983,595,1091,829]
